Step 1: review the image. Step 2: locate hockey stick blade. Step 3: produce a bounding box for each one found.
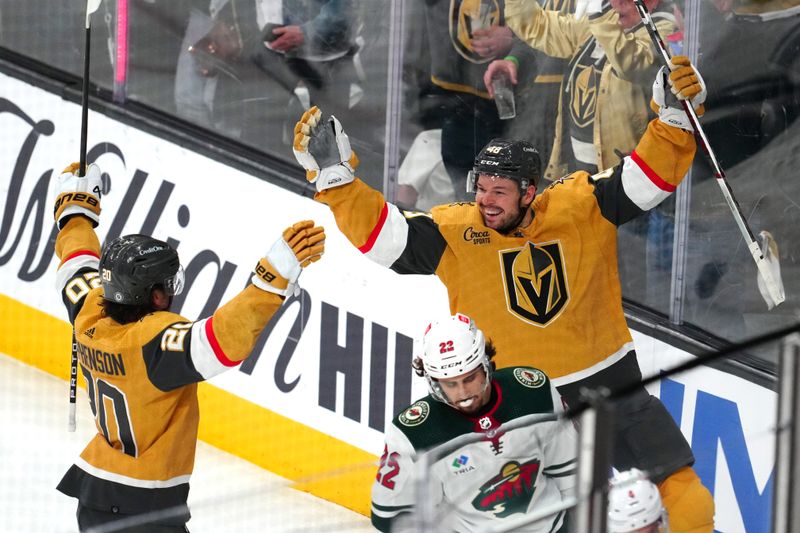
[755,231,785,310]
[633,0,785,309]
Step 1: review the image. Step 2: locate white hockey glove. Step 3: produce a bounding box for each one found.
[292,106,359,193]
[53,162,103,229]
[651,55,707,132]
[251,220,325,297]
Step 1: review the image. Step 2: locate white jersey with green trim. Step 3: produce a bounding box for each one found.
[371,367,577,532]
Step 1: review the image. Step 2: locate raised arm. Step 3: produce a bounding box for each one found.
[292,107,448,275]
[504,0,590,59]
[589,3,676,84]
[139,220,326,391]
[54,163,103,324]
[591,56,705,226]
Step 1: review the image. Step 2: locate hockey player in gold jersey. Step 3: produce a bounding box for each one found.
[52,162,325,531]
[293,57,714,532]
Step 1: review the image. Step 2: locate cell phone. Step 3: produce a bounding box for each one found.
[262,22,283,43]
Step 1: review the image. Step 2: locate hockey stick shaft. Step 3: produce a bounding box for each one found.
[633,0,785,307]
[69,332,78,432]
[71,0,103,432]
[79,23,91,178]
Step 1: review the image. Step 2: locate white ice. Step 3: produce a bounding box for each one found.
[0,353,372,532]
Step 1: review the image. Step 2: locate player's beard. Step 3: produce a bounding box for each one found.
[489,200,531,235]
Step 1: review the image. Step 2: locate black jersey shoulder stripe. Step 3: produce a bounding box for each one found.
[591,163,646,226]
[390,211,447,275]
[142,322,204,392]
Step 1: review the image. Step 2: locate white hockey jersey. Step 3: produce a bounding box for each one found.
[371,367,577,532]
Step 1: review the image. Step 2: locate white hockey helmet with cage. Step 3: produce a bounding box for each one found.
[420,313,491,404]
[607,469,668,533]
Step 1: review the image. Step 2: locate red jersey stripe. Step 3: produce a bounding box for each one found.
[358,202,389,253]
[204,317,238,367]
[631,150,676,193]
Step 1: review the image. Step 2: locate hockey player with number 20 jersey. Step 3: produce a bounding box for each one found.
[52,162,325,531]
[371,313,577,532]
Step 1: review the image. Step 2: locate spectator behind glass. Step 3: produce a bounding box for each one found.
[499,0,677,180]
[174,0,360,151]
[402,0,520,201]
[484,0,575,176]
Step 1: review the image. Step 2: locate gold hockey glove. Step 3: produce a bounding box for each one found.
[251,220,325,297]
[651,55,707,131]
[53,162,103,229]
[292,106,359,192]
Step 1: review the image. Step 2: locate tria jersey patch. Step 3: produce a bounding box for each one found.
[399,401,430,427]
[472,459,541,517]
[499,240,570,327]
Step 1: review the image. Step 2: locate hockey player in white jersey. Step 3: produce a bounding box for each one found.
[371,313,577,532]
[608,468,669,533]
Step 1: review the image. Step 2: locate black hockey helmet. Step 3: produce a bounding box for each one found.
[467,139,541,194]
[99,235,184,305]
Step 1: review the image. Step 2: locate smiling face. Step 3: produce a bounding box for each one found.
[475,174,536,233]
[437,365,492,415]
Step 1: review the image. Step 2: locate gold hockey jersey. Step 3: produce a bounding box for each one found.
[318,119,695,384]
[55,217,284,515]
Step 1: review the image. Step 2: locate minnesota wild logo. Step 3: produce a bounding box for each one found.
[399,401,430,427]
[472,459,540,517]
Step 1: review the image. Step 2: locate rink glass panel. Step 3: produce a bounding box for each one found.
[0,0,799,362]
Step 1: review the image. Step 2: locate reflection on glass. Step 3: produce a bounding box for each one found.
[1,0,799,364]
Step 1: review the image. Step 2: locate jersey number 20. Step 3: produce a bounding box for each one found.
[81,366,138,457]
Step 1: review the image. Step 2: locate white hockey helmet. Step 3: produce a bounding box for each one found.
[608,469,668,533]
[420,313,491,404]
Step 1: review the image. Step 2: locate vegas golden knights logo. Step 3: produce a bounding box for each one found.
[450,0,500,63]
[569,64,598,128]
[500,241,569,326]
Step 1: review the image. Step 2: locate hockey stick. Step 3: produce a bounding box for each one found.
[633,0,785,310]
[70,0,104,433]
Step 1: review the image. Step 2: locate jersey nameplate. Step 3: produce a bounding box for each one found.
[399,401,430,427]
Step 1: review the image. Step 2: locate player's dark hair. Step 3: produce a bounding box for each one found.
[98,284,163,324]
[485,339,497,371]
